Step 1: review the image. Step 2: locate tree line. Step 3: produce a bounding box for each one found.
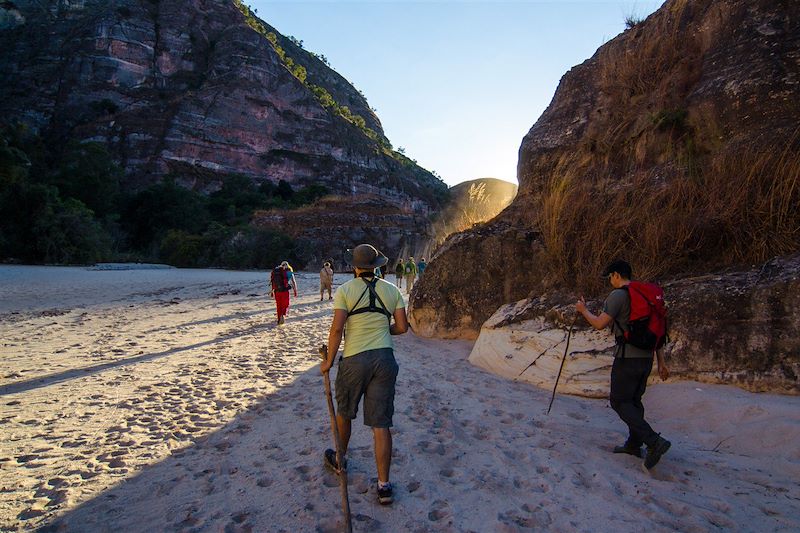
[0,124,326,269]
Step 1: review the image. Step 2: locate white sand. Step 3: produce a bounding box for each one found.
[1,265,798,532]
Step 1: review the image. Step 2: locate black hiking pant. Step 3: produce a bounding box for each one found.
[609,356,658,448]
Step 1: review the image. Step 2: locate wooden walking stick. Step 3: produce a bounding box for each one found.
[546,313,578,415]
[318,344,352,533]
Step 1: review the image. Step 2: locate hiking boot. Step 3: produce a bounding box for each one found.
[644,436,671,469]
[377,482,393,505]
[323,448,346,472]
[613,443,643,458]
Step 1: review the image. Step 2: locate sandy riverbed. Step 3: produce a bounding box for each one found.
[1,265,798,532]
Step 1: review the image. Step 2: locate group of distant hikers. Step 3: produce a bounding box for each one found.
[270,255,428,325]
[271,246,670,506]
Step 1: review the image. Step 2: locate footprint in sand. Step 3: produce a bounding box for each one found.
[293,465,312,482]
[352,514,382,530]
[500,505,553,529]
[417,440,446,456]
[348,473,370,494]
[428,499,452,522]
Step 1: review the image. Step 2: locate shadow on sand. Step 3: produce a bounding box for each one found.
[34,362,353,533]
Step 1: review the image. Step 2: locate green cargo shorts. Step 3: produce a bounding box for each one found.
[334,348,399,428]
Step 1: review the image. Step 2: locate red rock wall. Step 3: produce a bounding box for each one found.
[0,0,446,211]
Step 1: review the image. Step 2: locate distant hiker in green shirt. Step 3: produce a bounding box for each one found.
[320,244,409,505]
[394,260,404,288]
[404,257,417,294]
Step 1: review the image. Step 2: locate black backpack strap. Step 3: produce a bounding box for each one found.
[348,283,371,314]
[347,275,392,321]
[612,286,629,359]
[370,285,392,320]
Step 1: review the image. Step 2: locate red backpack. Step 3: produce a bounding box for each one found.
[620,281,668,351]
[271,267,290,293]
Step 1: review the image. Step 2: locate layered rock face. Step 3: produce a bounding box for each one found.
[469,255,800,395]
[253,195,433,268]
[0,0,446,211]
[411,0,799,393]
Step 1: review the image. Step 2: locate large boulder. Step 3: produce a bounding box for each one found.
[469,299,614,398]
[468,255,800,396]
[409,217,542,339]
[412,0,800,350]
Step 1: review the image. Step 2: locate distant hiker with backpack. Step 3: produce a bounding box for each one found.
[394,260,404,288]
[319,243,409,505]
[282,261,298,296]
[320,261,334,301]
[270,261,297,325]
[404,257,417,294]
[576,260,671,470]
[417,257,427,277]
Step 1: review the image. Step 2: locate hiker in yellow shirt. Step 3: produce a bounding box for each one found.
[320,244,408,505]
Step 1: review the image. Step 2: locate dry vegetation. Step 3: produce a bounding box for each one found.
[431,181,517,248]
[537,135,800,293]
[535,0,800,293]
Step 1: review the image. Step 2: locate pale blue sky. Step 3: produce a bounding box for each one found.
[249,1,663,186]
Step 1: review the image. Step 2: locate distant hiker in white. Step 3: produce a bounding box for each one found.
[320,244,409,505]
[320,261,334,301]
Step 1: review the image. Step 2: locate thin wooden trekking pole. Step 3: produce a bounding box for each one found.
[318,344,352,533]
[546,313,578,415]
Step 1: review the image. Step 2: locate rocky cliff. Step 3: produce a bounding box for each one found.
[253,195,433,268]
[411,0,799,393]
[469,254,800,396]
[0,0,446,213]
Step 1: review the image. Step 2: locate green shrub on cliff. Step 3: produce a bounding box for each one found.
[52,141,122,218]
[255,17,395,155]
[122,179,211,252]
[0,130,114,264]
[214,226,298,269]
[158,229,208,268]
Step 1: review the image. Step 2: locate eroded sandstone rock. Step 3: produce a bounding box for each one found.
[468,255,800,396]
[469,300,614,399]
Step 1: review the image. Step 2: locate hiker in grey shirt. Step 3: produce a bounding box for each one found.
[576,260,671,470]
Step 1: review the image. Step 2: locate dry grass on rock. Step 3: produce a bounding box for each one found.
[537,135,800,293]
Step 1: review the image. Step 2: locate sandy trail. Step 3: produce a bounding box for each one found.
[1,266,798,532]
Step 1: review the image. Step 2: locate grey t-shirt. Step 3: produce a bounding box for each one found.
[603,288,653,359]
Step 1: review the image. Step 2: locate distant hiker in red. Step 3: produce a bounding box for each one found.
[271,261,296,325]
[576,260,671,470]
